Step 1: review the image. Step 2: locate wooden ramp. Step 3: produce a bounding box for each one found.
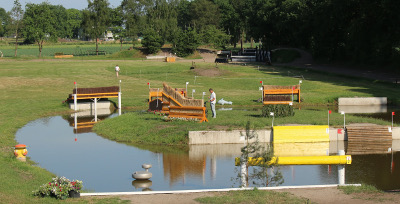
[346,125,392,155]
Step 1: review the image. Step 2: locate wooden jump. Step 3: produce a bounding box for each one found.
[66,86,121,111]
[68,86,119,100]
[149,83,207,122]
[262,85,300,105]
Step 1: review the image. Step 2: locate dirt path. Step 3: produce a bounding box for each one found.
[93,187,400,204]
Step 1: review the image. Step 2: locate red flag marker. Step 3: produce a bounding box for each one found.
[74,82,76,85]
[329,110,332,114]
[147,82,149,85]
[292,86,295,90]
[393,112,395,116]
[74,138,77,142]
[337,129,342,134]
[260,81,262,84]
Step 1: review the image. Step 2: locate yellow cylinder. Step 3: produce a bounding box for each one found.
[14,144,28,162]
[235,155,352,166]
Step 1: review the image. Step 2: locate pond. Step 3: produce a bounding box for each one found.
[16,112,400,192]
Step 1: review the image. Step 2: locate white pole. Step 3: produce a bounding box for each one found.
[328,111,330,127]
[74,94,77,111]
[392,112,394,128]
[118,92,122,110]
[186,82,189,97]
[156,88,159,107]
[341,111,345,129]
[338,150,345,185]
[94,98,98,122]
[270,112,274,127]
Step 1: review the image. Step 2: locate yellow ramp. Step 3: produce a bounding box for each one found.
[273,125,329,143]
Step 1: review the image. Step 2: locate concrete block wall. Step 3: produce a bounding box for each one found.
[338,97,387,106]
[188,130,272,145]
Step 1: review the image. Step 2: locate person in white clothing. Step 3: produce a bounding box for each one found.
[209,88,216,118]
[115,65,120,77]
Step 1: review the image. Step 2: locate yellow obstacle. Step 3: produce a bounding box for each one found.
[273,142,330,157]
[235,155,352,166]
[273,125,329,143]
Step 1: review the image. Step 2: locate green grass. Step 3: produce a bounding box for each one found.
[0,55,399,202]
[338,184,381,195]
[195,188,309,204]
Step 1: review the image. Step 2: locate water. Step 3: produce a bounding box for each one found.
[16,114,400,192]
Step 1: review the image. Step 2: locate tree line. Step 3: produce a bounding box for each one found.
[1,0,399,66]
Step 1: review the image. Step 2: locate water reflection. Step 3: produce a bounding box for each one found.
[15,115,400,192]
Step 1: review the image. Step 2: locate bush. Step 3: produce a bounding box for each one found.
[261,104,294,118]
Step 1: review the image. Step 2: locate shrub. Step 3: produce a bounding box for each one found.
[261,104,294,118]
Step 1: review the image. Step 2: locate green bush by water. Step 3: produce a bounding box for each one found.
[261,104,294,118]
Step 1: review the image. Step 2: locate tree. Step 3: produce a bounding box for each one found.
[189,0,220,32]
[121,0,152,45]
[66,9,83,39]
[146,0,179,43]
[172,27,200,57]
[142,28,164,54]
[49,5,68,39]
[23,2,57,58]
[7,0,24,57]
[109,6,125,50]
[237,121,283,187]
[200,25,230,49]
[82,0,110,55]
[0,7,8,38]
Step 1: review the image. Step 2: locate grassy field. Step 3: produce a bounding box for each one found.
[0,55,399,202]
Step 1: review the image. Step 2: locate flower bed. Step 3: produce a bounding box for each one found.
[33,176,83,200]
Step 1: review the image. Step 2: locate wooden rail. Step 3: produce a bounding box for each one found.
[263,85,300,105]
[168,106,208,123]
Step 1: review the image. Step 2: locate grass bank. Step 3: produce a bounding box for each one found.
[0,58,398,202]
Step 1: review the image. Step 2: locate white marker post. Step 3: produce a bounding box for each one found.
[202,92,206,101]
[94,98,98,122]
[192,89,195,98]
[392,112,395,128]
[186,82,189,97]
[260,81,263,102]
[341,111,346,129]
[118,80,122,112]
[270,112,275,127]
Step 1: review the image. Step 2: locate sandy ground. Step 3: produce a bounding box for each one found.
[88,187,400,204]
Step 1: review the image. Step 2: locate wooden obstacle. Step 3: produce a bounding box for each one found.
[148,83,207,122]
[66,86,121,111]
[346,125,392,155]
[263,85,300,105]
[67,86,119,100]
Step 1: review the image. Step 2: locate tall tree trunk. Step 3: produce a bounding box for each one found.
[38,41,42,58]
[120,39,123,51]
[96,38,99,56]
